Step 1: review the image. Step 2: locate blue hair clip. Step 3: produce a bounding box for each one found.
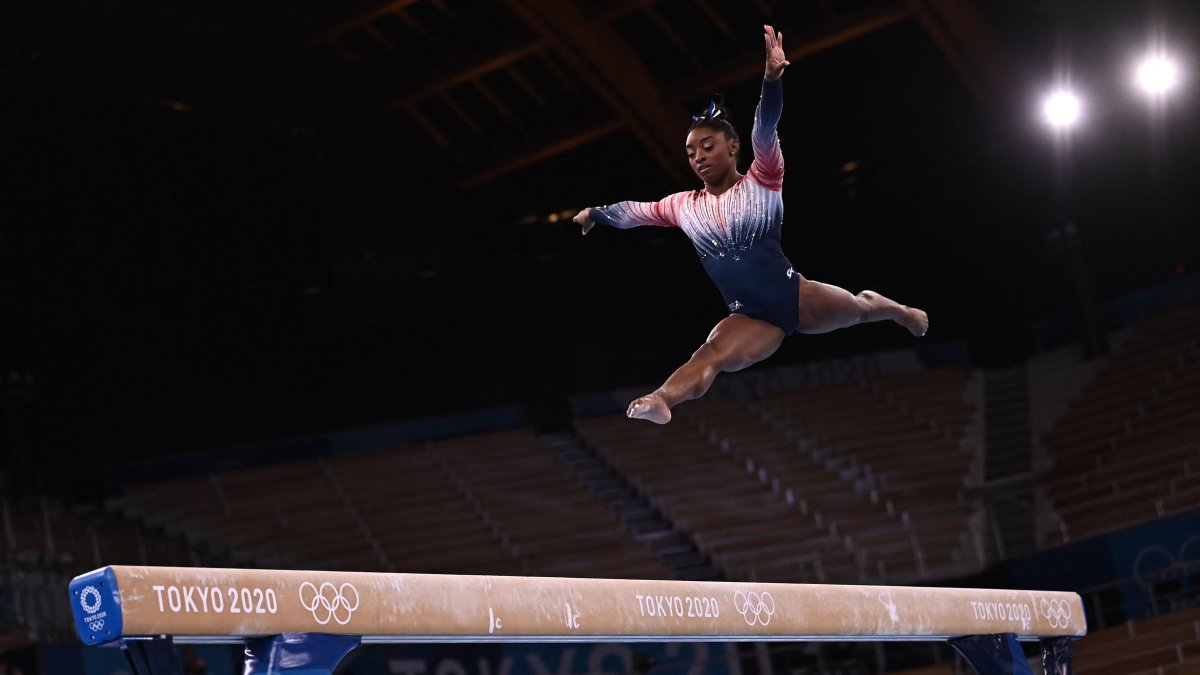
[691,99,722,122]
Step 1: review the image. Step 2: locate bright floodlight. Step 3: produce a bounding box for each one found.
[1136,56,1180,95]
[1042,91,1081,128]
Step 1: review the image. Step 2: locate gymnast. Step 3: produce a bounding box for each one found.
[573,25,929,425]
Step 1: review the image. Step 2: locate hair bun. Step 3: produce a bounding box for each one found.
[691,94,728,122]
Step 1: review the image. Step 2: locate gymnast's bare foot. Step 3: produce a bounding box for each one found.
[628,393,672,424]
[901,307,929,337]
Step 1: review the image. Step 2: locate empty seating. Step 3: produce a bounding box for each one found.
[1072,606,1200,674]
[575,367,977,584]
[2,498,194,572]
[757,368,976,580]
[323,447,515,574]
[153,449,519,573]
[110,428,666,579]
[577,406,866,584]
[1039,303,1200,544]
[431,429,668,579]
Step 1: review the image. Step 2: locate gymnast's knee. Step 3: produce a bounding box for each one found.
[693,339,726,363]
[854,290,879,322]
[694,340,741,372]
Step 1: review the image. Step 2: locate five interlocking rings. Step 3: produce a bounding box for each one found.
[79,585,102,614]
[733,591,775,626]
[299,581,360,625]
[87,619,105,632]
[1040,598,1072,629]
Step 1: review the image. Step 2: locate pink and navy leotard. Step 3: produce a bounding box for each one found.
[590,79,799,333]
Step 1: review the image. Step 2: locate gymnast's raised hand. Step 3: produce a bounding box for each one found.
[573,25,928,424]
[763,22,789,81]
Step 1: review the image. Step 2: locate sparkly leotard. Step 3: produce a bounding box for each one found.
[590,79,799,333]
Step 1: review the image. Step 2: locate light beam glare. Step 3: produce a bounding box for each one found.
[1135,55,1180,96]
[1042,91,1082,129]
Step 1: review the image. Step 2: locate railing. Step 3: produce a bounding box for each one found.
[1077,557,1200,630]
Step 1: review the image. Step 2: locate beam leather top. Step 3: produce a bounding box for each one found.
[69,565,1087,646]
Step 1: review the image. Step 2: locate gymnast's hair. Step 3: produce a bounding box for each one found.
[688,94,739,142]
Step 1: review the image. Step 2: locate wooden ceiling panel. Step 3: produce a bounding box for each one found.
[612,10,696,84]
[508,54,570,101]
[770,0,838,29]
[295,0,996,188]
[309,1,424,46]
[374,12,444,70]
[442,0,533,42]
[702,0,769,44]
[406,2,475,49]
[416,95,477,149]
[664,1,911,102]
[448,81,517,139]
[339,26,414,85]
[289,0,390,29]
[480,68,558,130]
[656,0,740,69]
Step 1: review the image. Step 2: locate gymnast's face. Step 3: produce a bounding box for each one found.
[685,126,740,187]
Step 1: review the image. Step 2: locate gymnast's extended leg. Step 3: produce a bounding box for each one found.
[627,314,785,424]
[795,275,929,336]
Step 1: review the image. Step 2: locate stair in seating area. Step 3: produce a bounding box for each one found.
[982,367,1036,560]
[730,368,978,583]
[1039,302,1200,545]
[541,432,722,581]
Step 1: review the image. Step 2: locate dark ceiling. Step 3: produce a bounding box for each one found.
[3,0,1199,493]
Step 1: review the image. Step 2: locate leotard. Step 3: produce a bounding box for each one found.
[589,78,799,333]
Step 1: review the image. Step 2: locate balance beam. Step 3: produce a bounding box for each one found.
[70,565,1085,645]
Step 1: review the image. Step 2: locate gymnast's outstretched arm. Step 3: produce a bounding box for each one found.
[573,195,682,236]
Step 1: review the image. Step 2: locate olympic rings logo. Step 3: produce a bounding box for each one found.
[87,619,105,632]
[299,581,360,625]
[733,591,775,626]
[79,586,102,614]
[1040,598,1072,629]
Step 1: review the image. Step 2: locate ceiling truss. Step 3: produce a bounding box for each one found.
[307,0,1003,189]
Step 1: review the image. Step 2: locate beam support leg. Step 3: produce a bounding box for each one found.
[1040,636,1074,675]
[122,637,183,675]
[949,633,1033,675]
[243,632,362,675]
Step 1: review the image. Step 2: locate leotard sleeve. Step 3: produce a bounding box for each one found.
[747,78,784,191]
[589,193,685,230]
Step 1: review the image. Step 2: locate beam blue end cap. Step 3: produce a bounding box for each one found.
[69,566,124,645]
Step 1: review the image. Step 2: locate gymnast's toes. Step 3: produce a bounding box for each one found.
[627,395,672,424]
[903,307,929,337]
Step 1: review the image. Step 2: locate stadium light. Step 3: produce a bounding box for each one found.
[1042,90,1082,129]
[1135,55,1180,96]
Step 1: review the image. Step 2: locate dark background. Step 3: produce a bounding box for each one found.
[2,0,1198,497]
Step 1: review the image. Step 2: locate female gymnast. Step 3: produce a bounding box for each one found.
[573,25,929,425]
